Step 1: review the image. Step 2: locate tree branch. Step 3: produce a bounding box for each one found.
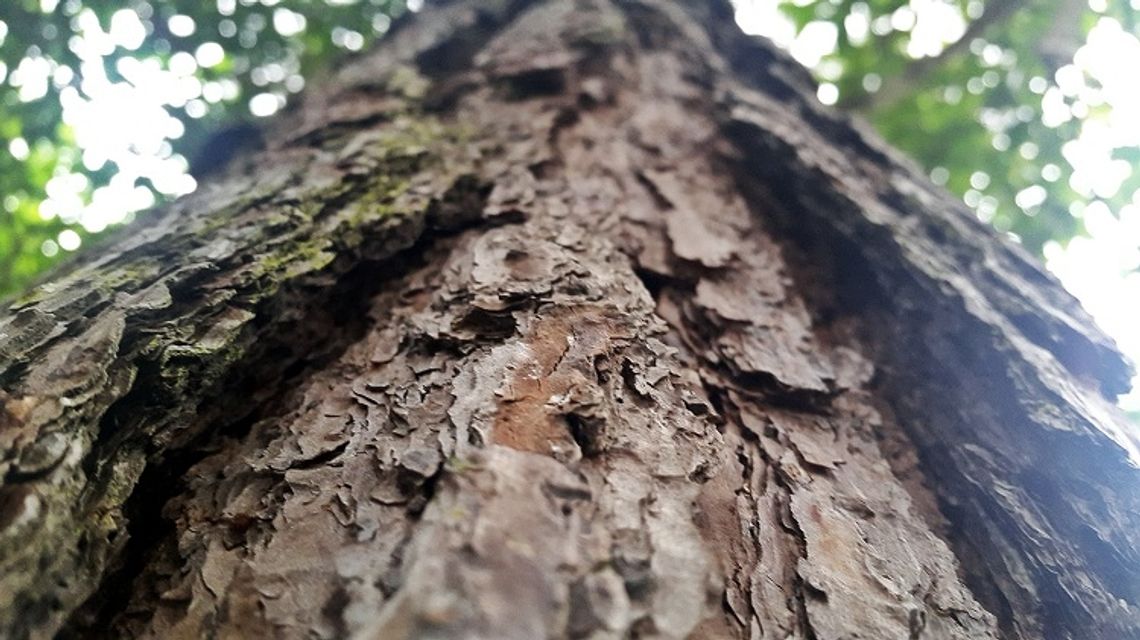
[843,0,1021,112]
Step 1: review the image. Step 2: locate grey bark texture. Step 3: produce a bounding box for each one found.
[1,1,1138,638]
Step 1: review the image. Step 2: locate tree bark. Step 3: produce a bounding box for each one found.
[2,1,1138,638]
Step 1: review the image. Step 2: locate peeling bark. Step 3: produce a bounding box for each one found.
[2,1,1138,639]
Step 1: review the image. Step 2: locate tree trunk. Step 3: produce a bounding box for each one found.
[2,1,1138,638]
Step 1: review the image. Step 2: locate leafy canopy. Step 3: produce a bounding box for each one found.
[0,0,414,297]
[773,0,1139,253]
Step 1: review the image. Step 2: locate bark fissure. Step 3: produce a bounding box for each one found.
[705,14,1140,632]
[58,175,499,636]
[713,98,1139,638]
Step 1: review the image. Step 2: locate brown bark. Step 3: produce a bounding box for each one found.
[2,1,1138,638]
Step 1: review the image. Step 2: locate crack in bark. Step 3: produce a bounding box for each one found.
[60,202,492,637]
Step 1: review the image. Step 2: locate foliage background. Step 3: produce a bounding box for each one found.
[0,0,410,293]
